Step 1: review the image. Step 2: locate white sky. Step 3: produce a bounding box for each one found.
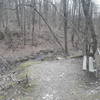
[93,0,100,5]
[54,0,100,4]
[54,0,100,6]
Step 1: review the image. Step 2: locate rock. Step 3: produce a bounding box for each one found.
[0,56,11,74]
[6,56,16,66]
[0,31,4,40]
[21,56,29,62]
[56,56,64,60]
[16,56,29,63]
[29,55,36,59]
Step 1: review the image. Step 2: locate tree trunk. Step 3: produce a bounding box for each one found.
[39,0,41,30]
[43,0,49,22]
[14,0,20,26]
[63,0,69,54]
[31,0,36,46]
[81,0,97,69]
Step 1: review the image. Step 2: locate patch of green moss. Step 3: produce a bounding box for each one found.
[85,92,100,100]
[18,61,41,69]
[22,85,35,93]
[17,70,27,79]
[18,96,33,100]
[0,95,5,100]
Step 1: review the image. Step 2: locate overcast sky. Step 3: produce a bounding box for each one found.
[93,0,100,5]
[54,0,100,6]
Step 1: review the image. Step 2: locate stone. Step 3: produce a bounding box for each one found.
[0,56,11,74]
[83,56,87,70]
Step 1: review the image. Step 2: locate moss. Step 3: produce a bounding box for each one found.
[85,92,100,100]
[3,60,41,99]
[17,96,33,100]
[16,71,27,79]
[22,85,35,93]
[0,96,5,100]
[18,61,41,69]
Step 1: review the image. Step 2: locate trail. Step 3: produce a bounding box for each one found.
[23,59,100,100]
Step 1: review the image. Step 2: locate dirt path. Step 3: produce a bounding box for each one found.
[20,59,100,100]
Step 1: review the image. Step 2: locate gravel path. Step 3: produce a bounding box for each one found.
[24,59,100,100]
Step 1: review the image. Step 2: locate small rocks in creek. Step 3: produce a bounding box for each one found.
[56,57,64,60]
[42,94,53,100]
[59,73,65,78]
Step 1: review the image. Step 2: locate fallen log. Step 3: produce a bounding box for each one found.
[70,54,83,59]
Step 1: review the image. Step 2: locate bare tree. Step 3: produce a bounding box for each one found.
[43,0,49,22]
[81,0,97,56]
[81,0,97,70]
[39,0,42,30]
[71,0,77,48]
[0,0,3,28]
[63,0,69,54]
[31,0,36,46]
[14,0,20,26]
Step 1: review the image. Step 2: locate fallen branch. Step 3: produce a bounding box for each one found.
[16,4,64,51]
[70,54,83,59]
[34,8,64,51]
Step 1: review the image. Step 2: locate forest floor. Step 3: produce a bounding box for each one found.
[0,27,100,100]
[1,57,100,100]
[21,59,100,100]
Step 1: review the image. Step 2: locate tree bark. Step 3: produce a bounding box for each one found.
[81,0,97,69]
[31,0,36,46]
[63,0,69,54]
